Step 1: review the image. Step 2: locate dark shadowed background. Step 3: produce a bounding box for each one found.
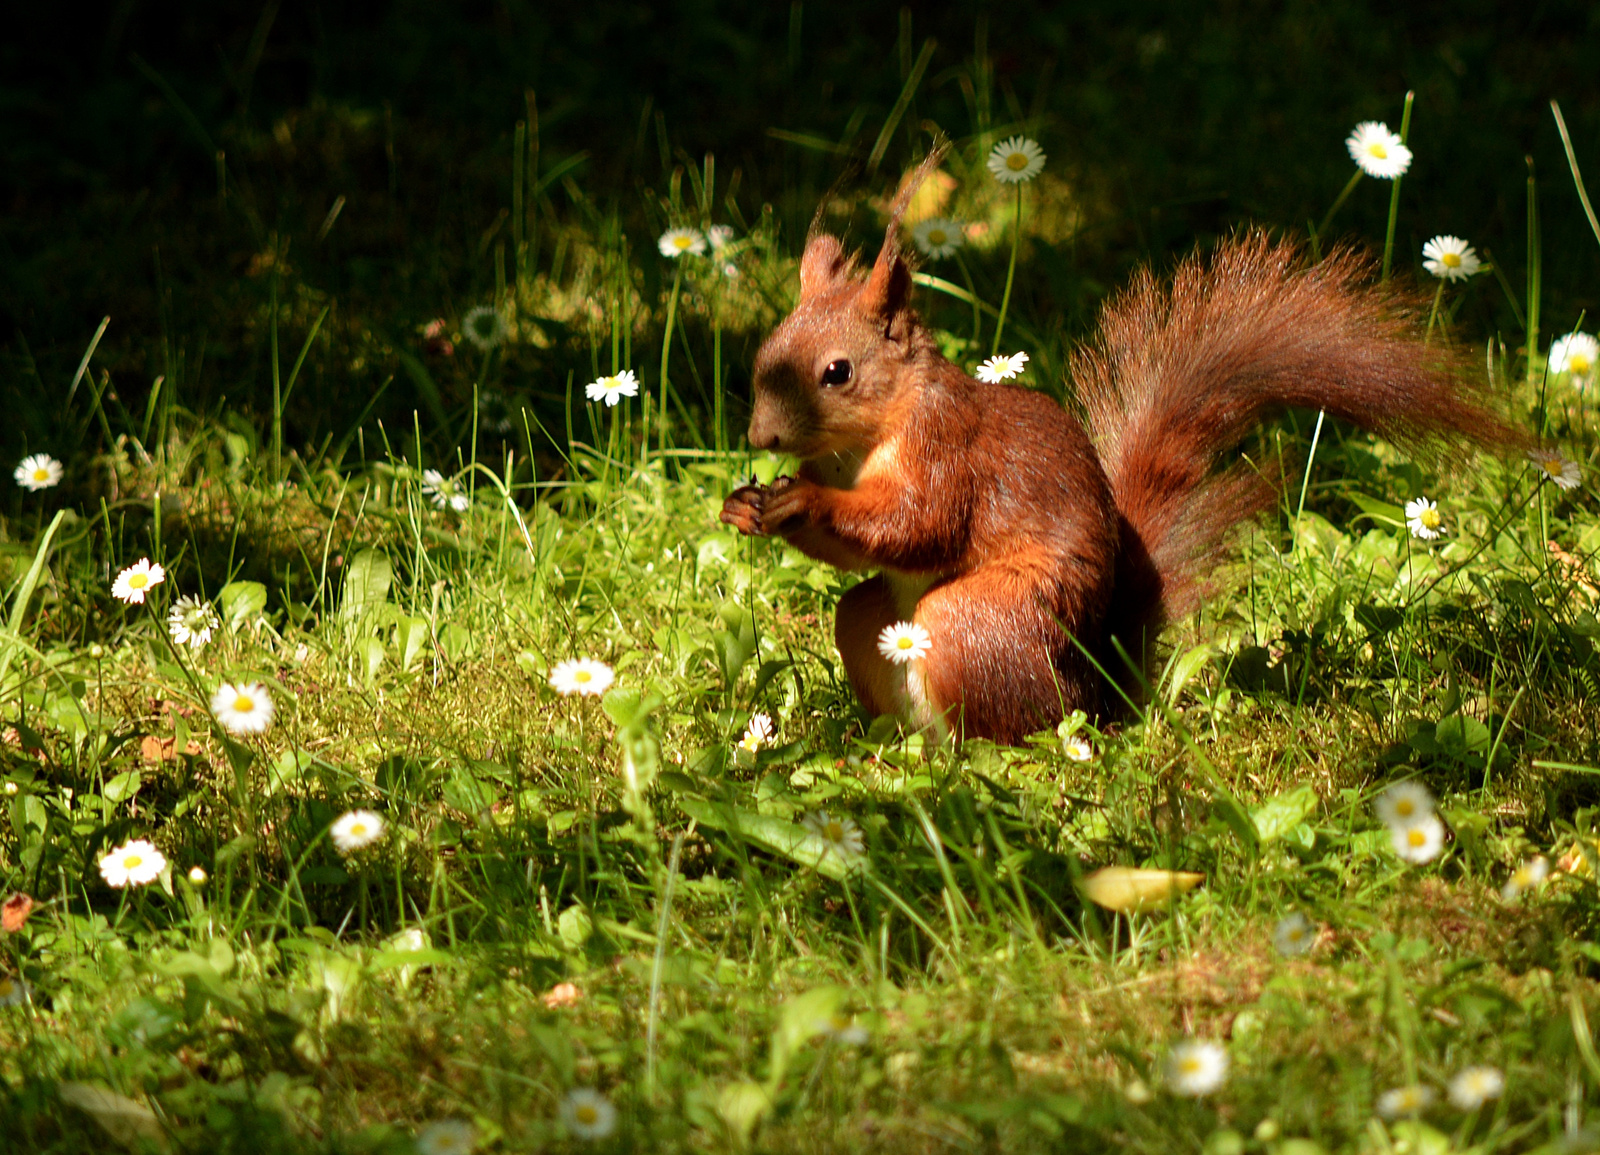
[4,1,1599,466]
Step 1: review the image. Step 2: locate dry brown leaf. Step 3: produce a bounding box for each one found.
[2,893,34,933]
[1080,866,1204,914]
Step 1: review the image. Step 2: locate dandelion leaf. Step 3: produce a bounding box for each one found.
[58,1081,169,1151]
[677,797,853,880]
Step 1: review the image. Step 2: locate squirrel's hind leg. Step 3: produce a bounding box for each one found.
[914,569,1098,744]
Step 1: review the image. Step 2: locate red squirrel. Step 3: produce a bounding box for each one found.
[720,155,1522,744]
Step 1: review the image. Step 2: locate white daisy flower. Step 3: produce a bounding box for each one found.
[1551,333,1600,388]
[330,809,386,855]
[14,454,63,492]
[1421,236,1481,282]
[1404,497,1444,540]
[1377,1084,1436,1119]
[420,469,471,512]
[707,225,735,252]
[1392,813,1446,864]
[1062,736,1094,763]
[987,136,1046,184]
[99,838,166,888]
[1346,121,1412,179]
[585,370,641,407]
[876,620,932,664]
[559,1088,617,1141]
[0,975,30,1007]
[1528,448,1583,491]
[1164,1040,1229,1097]
[658,228,707,259]
[1375,781,1435,828]
[817,1010,870,1046]
[738,712,774,754]
[111,558,166,605]
[167,595,220,650]
[415,1119,477,1155]
[1448,1065,1504,1111]
[1273,911,1316,957]
[210,681,275,735]
[911,218,965,258]
[187,866,208,886]
[461,306,509,352]
[804,810,866,861]
[1502,855,1549,901]
[975,351,1029,383]
[548,658,614,697]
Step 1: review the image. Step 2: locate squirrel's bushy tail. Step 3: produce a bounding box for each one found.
[1075,233,1523,661]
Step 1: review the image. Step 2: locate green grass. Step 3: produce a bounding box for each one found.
[10,11,1600,1152]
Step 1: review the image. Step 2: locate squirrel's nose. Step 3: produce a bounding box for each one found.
[747,403,785,452]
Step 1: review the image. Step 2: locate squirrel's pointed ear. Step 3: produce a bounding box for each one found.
[861,236,912,319]
[799,235,848,302]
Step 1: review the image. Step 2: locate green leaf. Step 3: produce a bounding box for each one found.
[340,549,392,622]
[1346,491,1406,527]
[767,985,843,1091]
[357,636,385,685]
[396,617,431,671]
[558,904,593,949]
[438,623,473,662]
[217,580,268,628]
[678,797,856,881]
[102,769,141,804]
[1251,785,1318,843]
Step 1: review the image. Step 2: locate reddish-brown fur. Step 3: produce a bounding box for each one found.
[721,159,1524,744]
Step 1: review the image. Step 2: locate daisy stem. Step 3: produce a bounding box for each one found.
[1424,281,1445,346]
[954,252,983,353]
[1315,170,1363,246]
[990,183,1023,357]
[657,263,685,467]
[644,827,685,1103]
[1380,91,1414,282]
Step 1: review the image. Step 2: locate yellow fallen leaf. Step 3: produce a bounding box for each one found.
[58,1082,169,1151]
[1080,866,1204,914]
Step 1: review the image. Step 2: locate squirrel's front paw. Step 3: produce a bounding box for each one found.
[720,483,770,536]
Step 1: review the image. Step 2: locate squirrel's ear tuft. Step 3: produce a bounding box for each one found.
[860,144,949,319]
[799,235,850,302]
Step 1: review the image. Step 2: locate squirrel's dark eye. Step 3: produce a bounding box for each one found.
[821,359,853,386]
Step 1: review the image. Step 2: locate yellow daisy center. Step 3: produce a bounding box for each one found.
[1179,1057,1202,1074]
[896,636,914,650]
[1406,829,1427,848]
[1287,927,1304,941]
[1420,509,1441,529]
[350,823,367,837]
[1573,354,1592,374]
[1006,151,1030,171]
[124,854,143,869]
[574,669,592,683]
[31,468,49,481]
[129,573,148,589]
[1368,142,1388,159]
[233,695,256,714]
[1395,799,1416,817]
[927,228,947,245]
[576,1105,598,1125]
[1441,252,1461,268]
[673,236,692,250]
[825,821,844,841]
